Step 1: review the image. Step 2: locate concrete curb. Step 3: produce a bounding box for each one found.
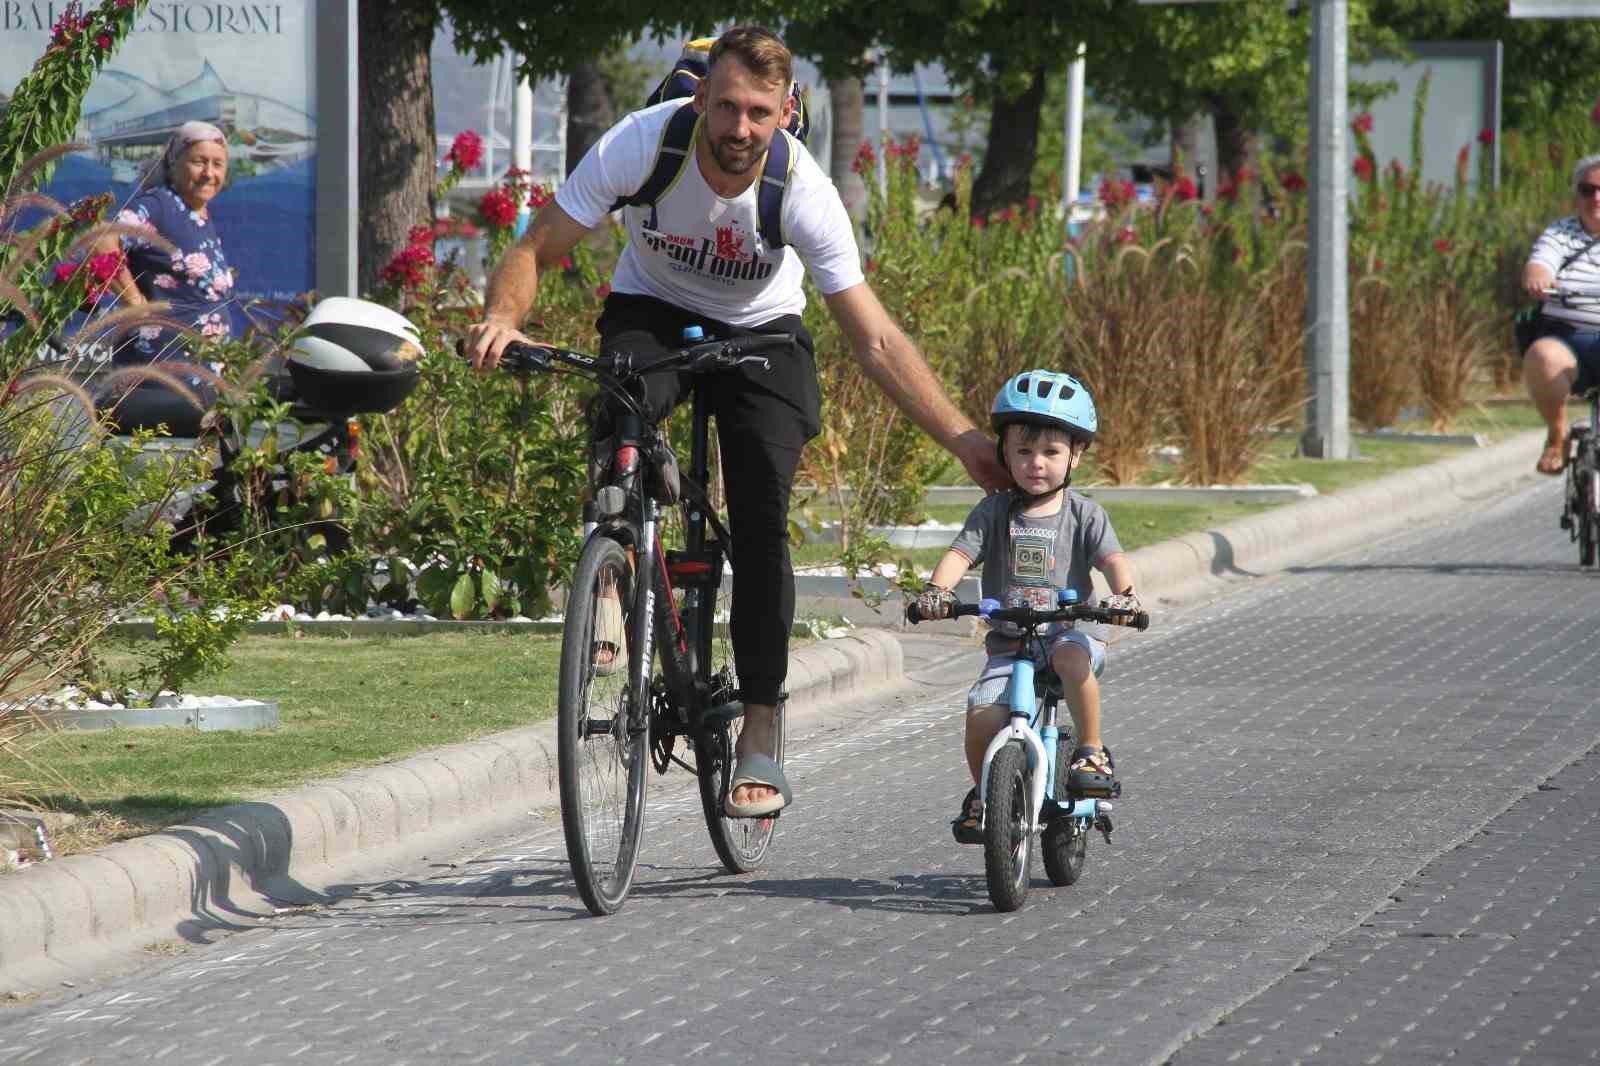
[0,629,904,996]
[0,433,1541,995]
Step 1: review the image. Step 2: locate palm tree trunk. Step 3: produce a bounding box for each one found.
[829,75,868,224]
[971,66,1047,220]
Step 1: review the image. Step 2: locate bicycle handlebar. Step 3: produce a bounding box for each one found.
[906,597,1151,631]
[456,332,792,379]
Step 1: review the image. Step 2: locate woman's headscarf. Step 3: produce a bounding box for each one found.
[139,121,228,190]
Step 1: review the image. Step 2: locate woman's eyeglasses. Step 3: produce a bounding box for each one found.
[1579,182,1600,199]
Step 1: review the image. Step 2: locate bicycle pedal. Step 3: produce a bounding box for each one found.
[1096,814,1114,845]
[702,701,743,727]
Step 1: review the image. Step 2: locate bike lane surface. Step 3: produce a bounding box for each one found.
[2,477,1597,1065]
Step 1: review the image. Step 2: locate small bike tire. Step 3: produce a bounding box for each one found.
[984,741,1034,912]
[1042,723,1088,887]
[557,535,650,916]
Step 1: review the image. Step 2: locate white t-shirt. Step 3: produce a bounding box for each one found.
[555,100,865,327]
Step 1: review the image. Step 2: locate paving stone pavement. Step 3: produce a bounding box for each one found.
[3,476,1598,1066]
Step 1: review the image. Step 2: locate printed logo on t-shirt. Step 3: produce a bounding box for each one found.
[1012,536,1050,581]
[638,218,775,287]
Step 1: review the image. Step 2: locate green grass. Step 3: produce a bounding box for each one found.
[3,632,561,841]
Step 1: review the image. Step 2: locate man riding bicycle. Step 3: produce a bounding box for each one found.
[464,25,1008,818]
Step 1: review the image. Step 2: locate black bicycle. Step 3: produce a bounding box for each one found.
[1547,285,1600,567]
[488,330,794,915]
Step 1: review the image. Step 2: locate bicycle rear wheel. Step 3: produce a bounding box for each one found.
[1042,725,1088,886]
[694,617,784,874]
[557,535,650,916]
[984,741,1034,912]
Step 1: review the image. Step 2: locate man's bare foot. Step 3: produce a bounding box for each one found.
[730,781,778,807]
[1537,433,1567,475]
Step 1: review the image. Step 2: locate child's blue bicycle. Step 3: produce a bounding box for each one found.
[908,591,1150,911]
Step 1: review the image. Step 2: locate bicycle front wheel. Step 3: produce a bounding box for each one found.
[694,620,783,873]
[984,741,1034,912]
[557,535,650,916]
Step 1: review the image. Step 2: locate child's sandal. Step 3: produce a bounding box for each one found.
[1067,745,1118,797]
[950,787,984,845]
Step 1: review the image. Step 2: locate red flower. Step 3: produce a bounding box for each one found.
[1115,227,1137,245]
[559,255,573,271]
[95,33,112,49]
[381,242,435,290]
[1098,177,1137,210]
[1477,128,1495,146]
[1217,178,1239,202]
[446,129,484,172]
[1353,156,1375,182]
[864,258,877,273]
[433,220,451,238]
[1280,171,1307,193]
[971,215,987,228]
[1352,112,1374,135]
[408,224,434,246]
[594,283,611,300]
[1433,238,1453,254]
[1591,101,1600,127]
[527,184,553,209]
[1172,176,1198,201]
[1457,144,1470,167]
[998,206,1017,224]
[1026,196,1040,213]
[87,251,123,283]
[478,189,518,229]
[958,152,973,170]
[851,141,877,175]
[458,221,481,238]
[52,261,78,285]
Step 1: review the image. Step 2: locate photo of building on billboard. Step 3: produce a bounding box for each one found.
[1,1,319,312]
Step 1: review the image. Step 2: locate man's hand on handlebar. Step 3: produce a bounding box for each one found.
[463,316,545,371]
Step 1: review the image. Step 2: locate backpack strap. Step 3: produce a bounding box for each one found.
[609,101,700,228]
[757,129,795,251]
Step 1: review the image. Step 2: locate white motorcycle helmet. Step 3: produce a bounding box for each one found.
[286,297,423,416]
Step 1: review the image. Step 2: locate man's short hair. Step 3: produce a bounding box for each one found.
[709,25,793,90]
[1574,153,1600,194]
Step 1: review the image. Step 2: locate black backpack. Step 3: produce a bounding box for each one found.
[609,39,810,251]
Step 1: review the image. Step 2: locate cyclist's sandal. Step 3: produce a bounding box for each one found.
[951,786,984,845]
[725,753,792,818]
[1067,745,1119,798]
[592,595,627,676]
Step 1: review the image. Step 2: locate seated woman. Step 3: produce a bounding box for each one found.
[102,121,237,367]
[98,122,237,432]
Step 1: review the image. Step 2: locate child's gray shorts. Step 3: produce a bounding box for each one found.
[967,630,1106,711]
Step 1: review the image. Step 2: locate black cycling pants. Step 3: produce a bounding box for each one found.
[595,293,821,708]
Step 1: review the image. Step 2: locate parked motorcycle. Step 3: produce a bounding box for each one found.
[3,296,422,551]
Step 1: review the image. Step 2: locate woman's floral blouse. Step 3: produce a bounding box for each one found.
[117,185,235,364]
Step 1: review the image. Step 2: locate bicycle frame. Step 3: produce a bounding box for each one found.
[976,645,1110,835]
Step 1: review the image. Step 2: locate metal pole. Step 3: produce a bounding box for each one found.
[1063,43,1086,218]
[1302,0,1351,460]
[513,64,533,236]
[877,53,889,198]
[314,0,357,298]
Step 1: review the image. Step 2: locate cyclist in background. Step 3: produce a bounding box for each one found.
[464,25,1008,818]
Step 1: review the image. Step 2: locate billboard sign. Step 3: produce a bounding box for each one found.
[2,1,322,312]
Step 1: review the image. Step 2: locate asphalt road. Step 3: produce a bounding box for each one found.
[2,475,1597,1066]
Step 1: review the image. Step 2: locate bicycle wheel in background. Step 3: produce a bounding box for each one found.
[557,535,650,916]
[984,740,1034,912]
[1042,716,1088,887]
[693,589,784,874]
[1581,466,1599,568]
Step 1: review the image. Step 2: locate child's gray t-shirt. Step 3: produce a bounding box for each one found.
[948,491,1123,653]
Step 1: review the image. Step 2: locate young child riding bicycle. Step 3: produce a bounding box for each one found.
[914,370,1140,843]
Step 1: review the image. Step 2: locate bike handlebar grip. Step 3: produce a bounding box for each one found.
[905,602,923,624]
[1130,611,1150,631]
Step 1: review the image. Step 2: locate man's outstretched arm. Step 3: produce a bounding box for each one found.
[823,281,1011,492]
[464,203,591,369]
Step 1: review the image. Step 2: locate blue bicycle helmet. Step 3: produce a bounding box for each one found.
[991,370,1098,443]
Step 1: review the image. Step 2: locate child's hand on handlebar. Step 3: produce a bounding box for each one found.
[1101,588,1142,618]
[915,582,957,621]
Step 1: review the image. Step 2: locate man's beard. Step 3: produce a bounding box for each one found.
[711,135,764,176]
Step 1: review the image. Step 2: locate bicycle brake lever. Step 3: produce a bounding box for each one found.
[732,355,771,370]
